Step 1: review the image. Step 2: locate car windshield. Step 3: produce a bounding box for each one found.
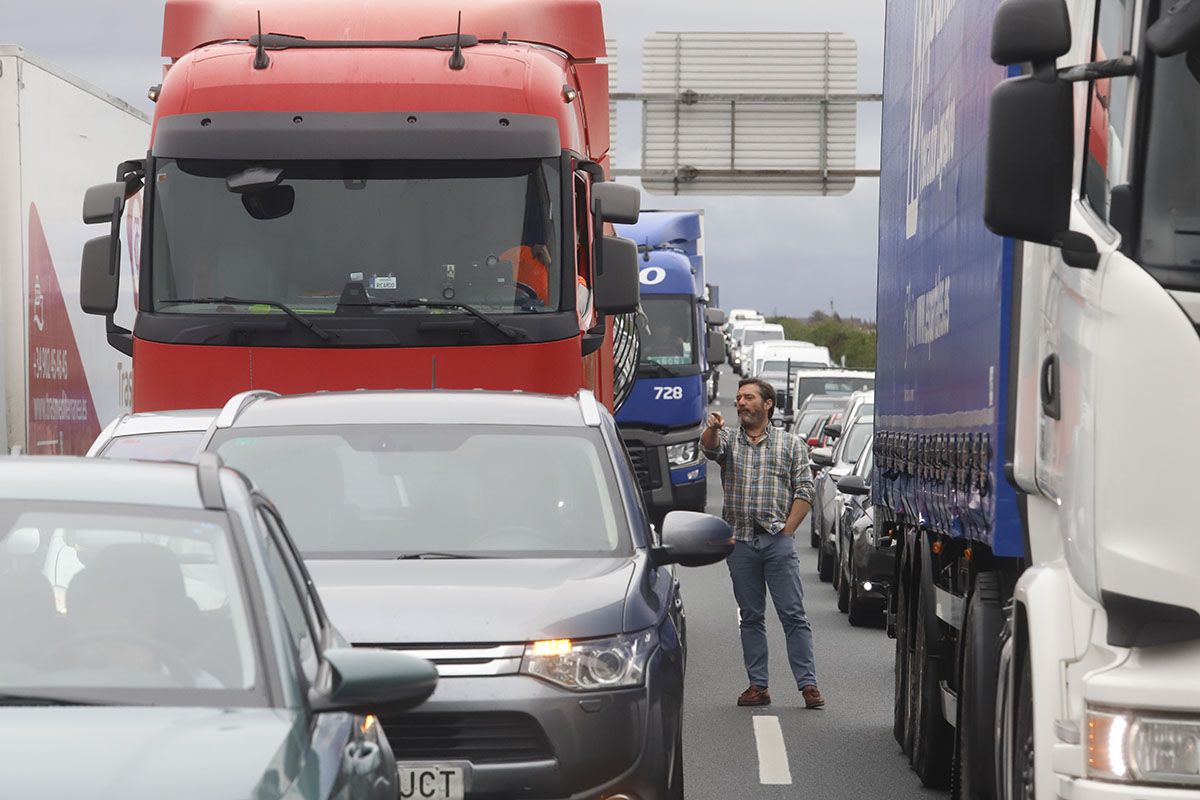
[795,377,875,407]
[212,425,629,559]
[741,329,783,347]
[151,158,563,315]
[0,502,261,706]
[840,420,874,465]
[796,411,826,437]
[639,295,696,367]
[99,431,206,462]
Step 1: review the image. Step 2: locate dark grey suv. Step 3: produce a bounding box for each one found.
[154,389,731,800]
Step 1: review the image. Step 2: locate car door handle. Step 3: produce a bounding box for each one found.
[1040,353,1061,420]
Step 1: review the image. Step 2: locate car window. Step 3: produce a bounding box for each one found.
[0,502,261,704]
[99,431,205,462]
[840,420,874,465]
[256,510,320,684]
[215,425,630,559]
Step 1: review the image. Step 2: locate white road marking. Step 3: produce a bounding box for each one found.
[752,715,793,785]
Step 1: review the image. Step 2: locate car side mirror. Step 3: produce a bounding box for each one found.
[823,423,843,440]
[984,0,1074,247]
[706,330,726,365]
[592,182,640,224]
[80,235,120,316]
[309,648,437,717]
[651,511,734,567]
[705,308,726,326]
[837,474,870,496]
[593,235,640,314]
[811,448,834,468]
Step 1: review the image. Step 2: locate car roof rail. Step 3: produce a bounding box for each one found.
[577,389,602,426]
[197,452,225,511]
[215,390,281,429]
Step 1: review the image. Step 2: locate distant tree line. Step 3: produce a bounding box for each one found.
[768,312,877,370]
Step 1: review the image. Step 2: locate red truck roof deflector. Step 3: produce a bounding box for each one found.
[162,0,606,61]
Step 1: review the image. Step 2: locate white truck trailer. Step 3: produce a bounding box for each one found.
[878,0,1200,797]
[0,46,147,454]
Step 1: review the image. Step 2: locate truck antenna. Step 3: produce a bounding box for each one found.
[253,11,271,70]
[449,11,466,70]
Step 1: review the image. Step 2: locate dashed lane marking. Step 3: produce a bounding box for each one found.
[752,714,793,785]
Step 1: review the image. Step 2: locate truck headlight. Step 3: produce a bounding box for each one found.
[667,440,702,468]
[1088,709,1200,786]
[521,630,657,691]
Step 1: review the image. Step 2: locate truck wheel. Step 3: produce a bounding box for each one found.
[956,573,1002,800]
[893,552,911,749]
[910,574,952,788]
[1012,649,1035,800]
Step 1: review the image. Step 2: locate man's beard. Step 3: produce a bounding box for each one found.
[739,408,766,428]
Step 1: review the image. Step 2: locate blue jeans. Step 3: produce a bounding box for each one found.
[727,531,817,688]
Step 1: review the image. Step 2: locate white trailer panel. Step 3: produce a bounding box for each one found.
[0,46,147,454]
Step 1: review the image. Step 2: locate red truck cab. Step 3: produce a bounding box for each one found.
[79,0,640,412]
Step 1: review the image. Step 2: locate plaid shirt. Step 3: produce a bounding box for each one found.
[703,425,815,541]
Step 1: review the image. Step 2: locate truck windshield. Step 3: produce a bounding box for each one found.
[210,425,630,559]
[1140,53,1200,279]
[151,158,563,315]
[639,295,696,366]
[0,502,262,707]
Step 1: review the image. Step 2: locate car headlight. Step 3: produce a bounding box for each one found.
[521,630,657,691]
[1088,708,1200,786]
[667,440,702,468]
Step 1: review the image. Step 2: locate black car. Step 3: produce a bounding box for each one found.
[834,438,893,626]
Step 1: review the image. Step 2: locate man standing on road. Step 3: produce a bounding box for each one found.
[701,377,824,709]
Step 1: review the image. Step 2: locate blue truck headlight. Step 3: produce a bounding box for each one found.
[521,630,657,691]
[1088,708,1200,787]
[667,440,702,468]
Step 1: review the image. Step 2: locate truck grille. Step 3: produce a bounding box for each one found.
[382,712,554,765]
[626,445,662,490]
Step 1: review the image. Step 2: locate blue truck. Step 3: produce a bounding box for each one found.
[877,1,1200,796]
[614,210,721,520]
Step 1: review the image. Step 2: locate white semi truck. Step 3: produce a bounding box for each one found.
[878,0,1200,797]
[0,46,147,454]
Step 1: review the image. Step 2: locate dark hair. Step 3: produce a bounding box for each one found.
[737,377,776,413]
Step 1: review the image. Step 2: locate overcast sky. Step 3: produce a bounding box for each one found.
[6,0,885,318]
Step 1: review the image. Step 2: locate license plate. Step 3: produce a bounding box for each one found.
[397,764,465,800]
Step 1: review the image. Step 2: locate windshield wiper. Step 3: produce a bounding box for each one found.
[160,297,336,342]
[358,299,528,341]
[397,552,480,560]
[0,691,111,706]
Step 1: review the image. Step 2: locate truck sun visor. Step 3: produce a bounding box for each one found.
[153,112,561,161]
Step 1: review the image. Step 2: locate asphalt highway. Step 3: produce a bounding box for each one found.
[677,367,938,800]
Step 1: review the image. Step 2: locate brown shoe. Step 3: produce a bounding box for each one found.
[737,685,771,706]
[801,685,825,709]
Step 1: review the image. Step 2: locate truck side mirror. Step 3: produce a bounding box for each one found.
[984,0,1074,246]
[705,308,726,327]
[82,182,127,225]
[80,235,120,316]
[593,235,640,314]
[706,330,726,365]
[592,182,640,224]
[990,0,1071,67]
